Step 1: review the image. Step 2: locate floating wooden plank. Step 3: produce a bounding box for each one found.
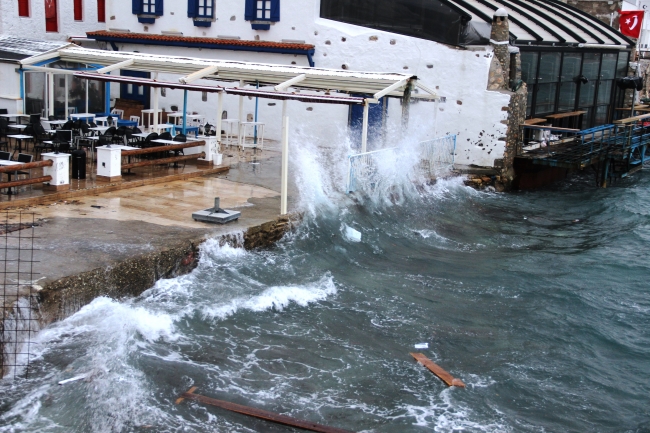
[174,386,197,405]
[176,387,355,433]
[410,353,465,388]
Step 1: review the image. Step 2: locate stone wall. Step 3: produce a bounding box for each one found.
[564,1,622,28]
[498,84,528,191]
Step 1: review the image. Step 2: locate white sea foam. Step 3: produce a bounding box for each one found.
[201,275,336,320]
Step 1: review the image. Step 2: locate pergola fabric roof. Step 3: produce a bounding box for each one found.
[73,72,366,105]
[23,47,418,97]
[0,36,69,62]
[445,0,632,47]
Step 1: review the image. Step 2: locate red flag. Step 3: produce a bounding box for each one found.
[619,10,644,38]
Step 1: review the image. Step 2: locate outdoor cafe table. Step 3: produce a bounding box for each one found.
[0,114,29,124]
[117,119,138,128]
[8,124,27,131]
[44,120,67,129]
[0,159,23,195]
[7,134,32,153]
[141,109,163,128]
[70,113,95,122]
[89,126,110,135]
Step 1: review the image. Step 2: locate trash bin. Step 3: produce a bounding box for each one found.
[71,149,86,179]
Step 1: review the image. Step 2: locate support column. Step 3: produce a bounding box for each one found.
[47,72,54,118]
[182,89,188,135]
[64,75,69,119]
[152,72,159,130]
[281,101,289,215]
[105,81,110,114]
[238,79,244,145]
[85,79,89,114]
[401,78,414,130]
[361,100,369,153]
[216,91,223,145]
[42,152,71,191]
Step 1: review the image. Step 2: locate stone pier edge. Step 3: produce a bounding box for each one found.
[1,212,300,377]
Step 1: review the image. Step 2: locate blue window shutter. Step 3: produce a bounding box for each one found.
[187,0,197,17]
[244,0,255,21]
[270,0,280,22]
[155,0,164,16]
[132,0,142,14]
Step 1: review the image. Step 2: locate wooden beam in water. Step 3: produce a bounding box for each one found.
[176,387,355,433]
[410,353,465,388]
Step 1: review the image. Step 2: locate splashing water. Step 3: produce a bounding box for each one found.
[1,129,649,432]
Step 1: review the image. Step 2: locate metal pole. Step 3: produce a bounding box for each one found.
[64,75,69,119]
[152,72,159,130]
[361,100,369,153]
[183,89,188,135]
[20,69,25,114]
[48,72,54,117]
[105,81,110,114]
[238,79,244,146]
[216,91,223,146]
[281,105,289,215]
[85,79,89,114]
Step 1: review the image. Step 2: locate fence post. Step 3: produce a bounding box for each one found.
[96,146,123,182]
[42,152,70,191]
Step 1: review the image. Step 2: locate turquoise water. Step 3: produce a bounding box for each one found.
[1,173,649,432]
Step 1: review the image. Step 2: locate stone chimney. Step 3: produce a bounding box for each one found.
[488,8,510,91]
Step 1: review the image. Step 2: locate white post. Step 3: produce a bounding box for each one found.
[64,75,69,118]
[42,152,71,191]
[238,79,244,145]
[152,72,159,130]
[281,106,289,215]
[361,100,369,153]
[85,79,89,114]
[48,72,54,117]
[216,91,223,144]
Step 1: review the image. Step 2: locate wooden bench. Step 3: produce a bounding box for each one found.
[546,111,586,129]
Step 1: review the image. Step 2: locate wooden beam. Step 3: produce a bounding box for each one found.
[121,152,205,170]
[613,113,650,124]
[522,125,580,132]
[410,353,465,388]
[0,176,52,189]
[120,141,204,156]
[176,388,355,433]
[175,386,197,405]
[0,160,53,174]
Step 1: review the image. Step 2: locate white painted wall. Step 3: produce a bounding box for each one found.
[0,63,23,113]
[0,0,105,40]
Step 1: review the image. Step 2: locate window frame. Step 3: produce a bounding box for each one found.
[196,0,213,18]
[142,0,156,15]
[256,0,272,21]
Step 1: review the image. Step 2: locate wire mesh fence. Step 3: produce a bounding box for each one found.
[1,211,39,379]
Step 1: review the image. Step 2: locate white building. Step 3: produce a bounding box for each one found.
[0,0,633,175]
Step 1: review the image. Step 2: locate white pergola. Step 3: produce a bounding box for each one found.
[20,46,439,214]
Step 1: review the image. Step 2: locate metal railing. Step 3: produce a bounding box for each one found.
[346,134,457,193]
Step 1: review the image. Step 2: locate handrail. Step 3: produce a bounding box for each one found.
[122,152,205,169]
[121,141,204,156]
[0,159,53,174]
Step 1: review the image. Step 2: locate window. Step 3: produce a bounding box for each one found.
[187,0,214,25]
[256,0,271,19]
[132,0,163,23]
[97,0,105,22]
[197,0,212,17]
[45,0,58,32]
[17,0,29,17]
[142,0,155,14]
[74,0,83,20]
[244,0,279,29]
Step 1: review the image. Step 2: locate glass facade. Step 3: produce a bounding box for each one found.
[320,0,466,46]
[521,49,630,128]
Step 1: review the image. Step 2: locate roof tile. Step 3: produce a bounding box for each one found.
[86,31,315,51]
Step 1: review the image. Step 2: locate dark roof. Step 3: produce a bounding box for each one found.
[445,0,633,47]
[0,36,69,62]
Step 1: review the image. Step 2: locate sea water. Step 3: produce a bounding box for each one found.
[1,147,649,432]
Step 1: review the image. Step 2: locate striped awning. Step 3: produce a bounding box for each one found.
[445,0,633,47]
